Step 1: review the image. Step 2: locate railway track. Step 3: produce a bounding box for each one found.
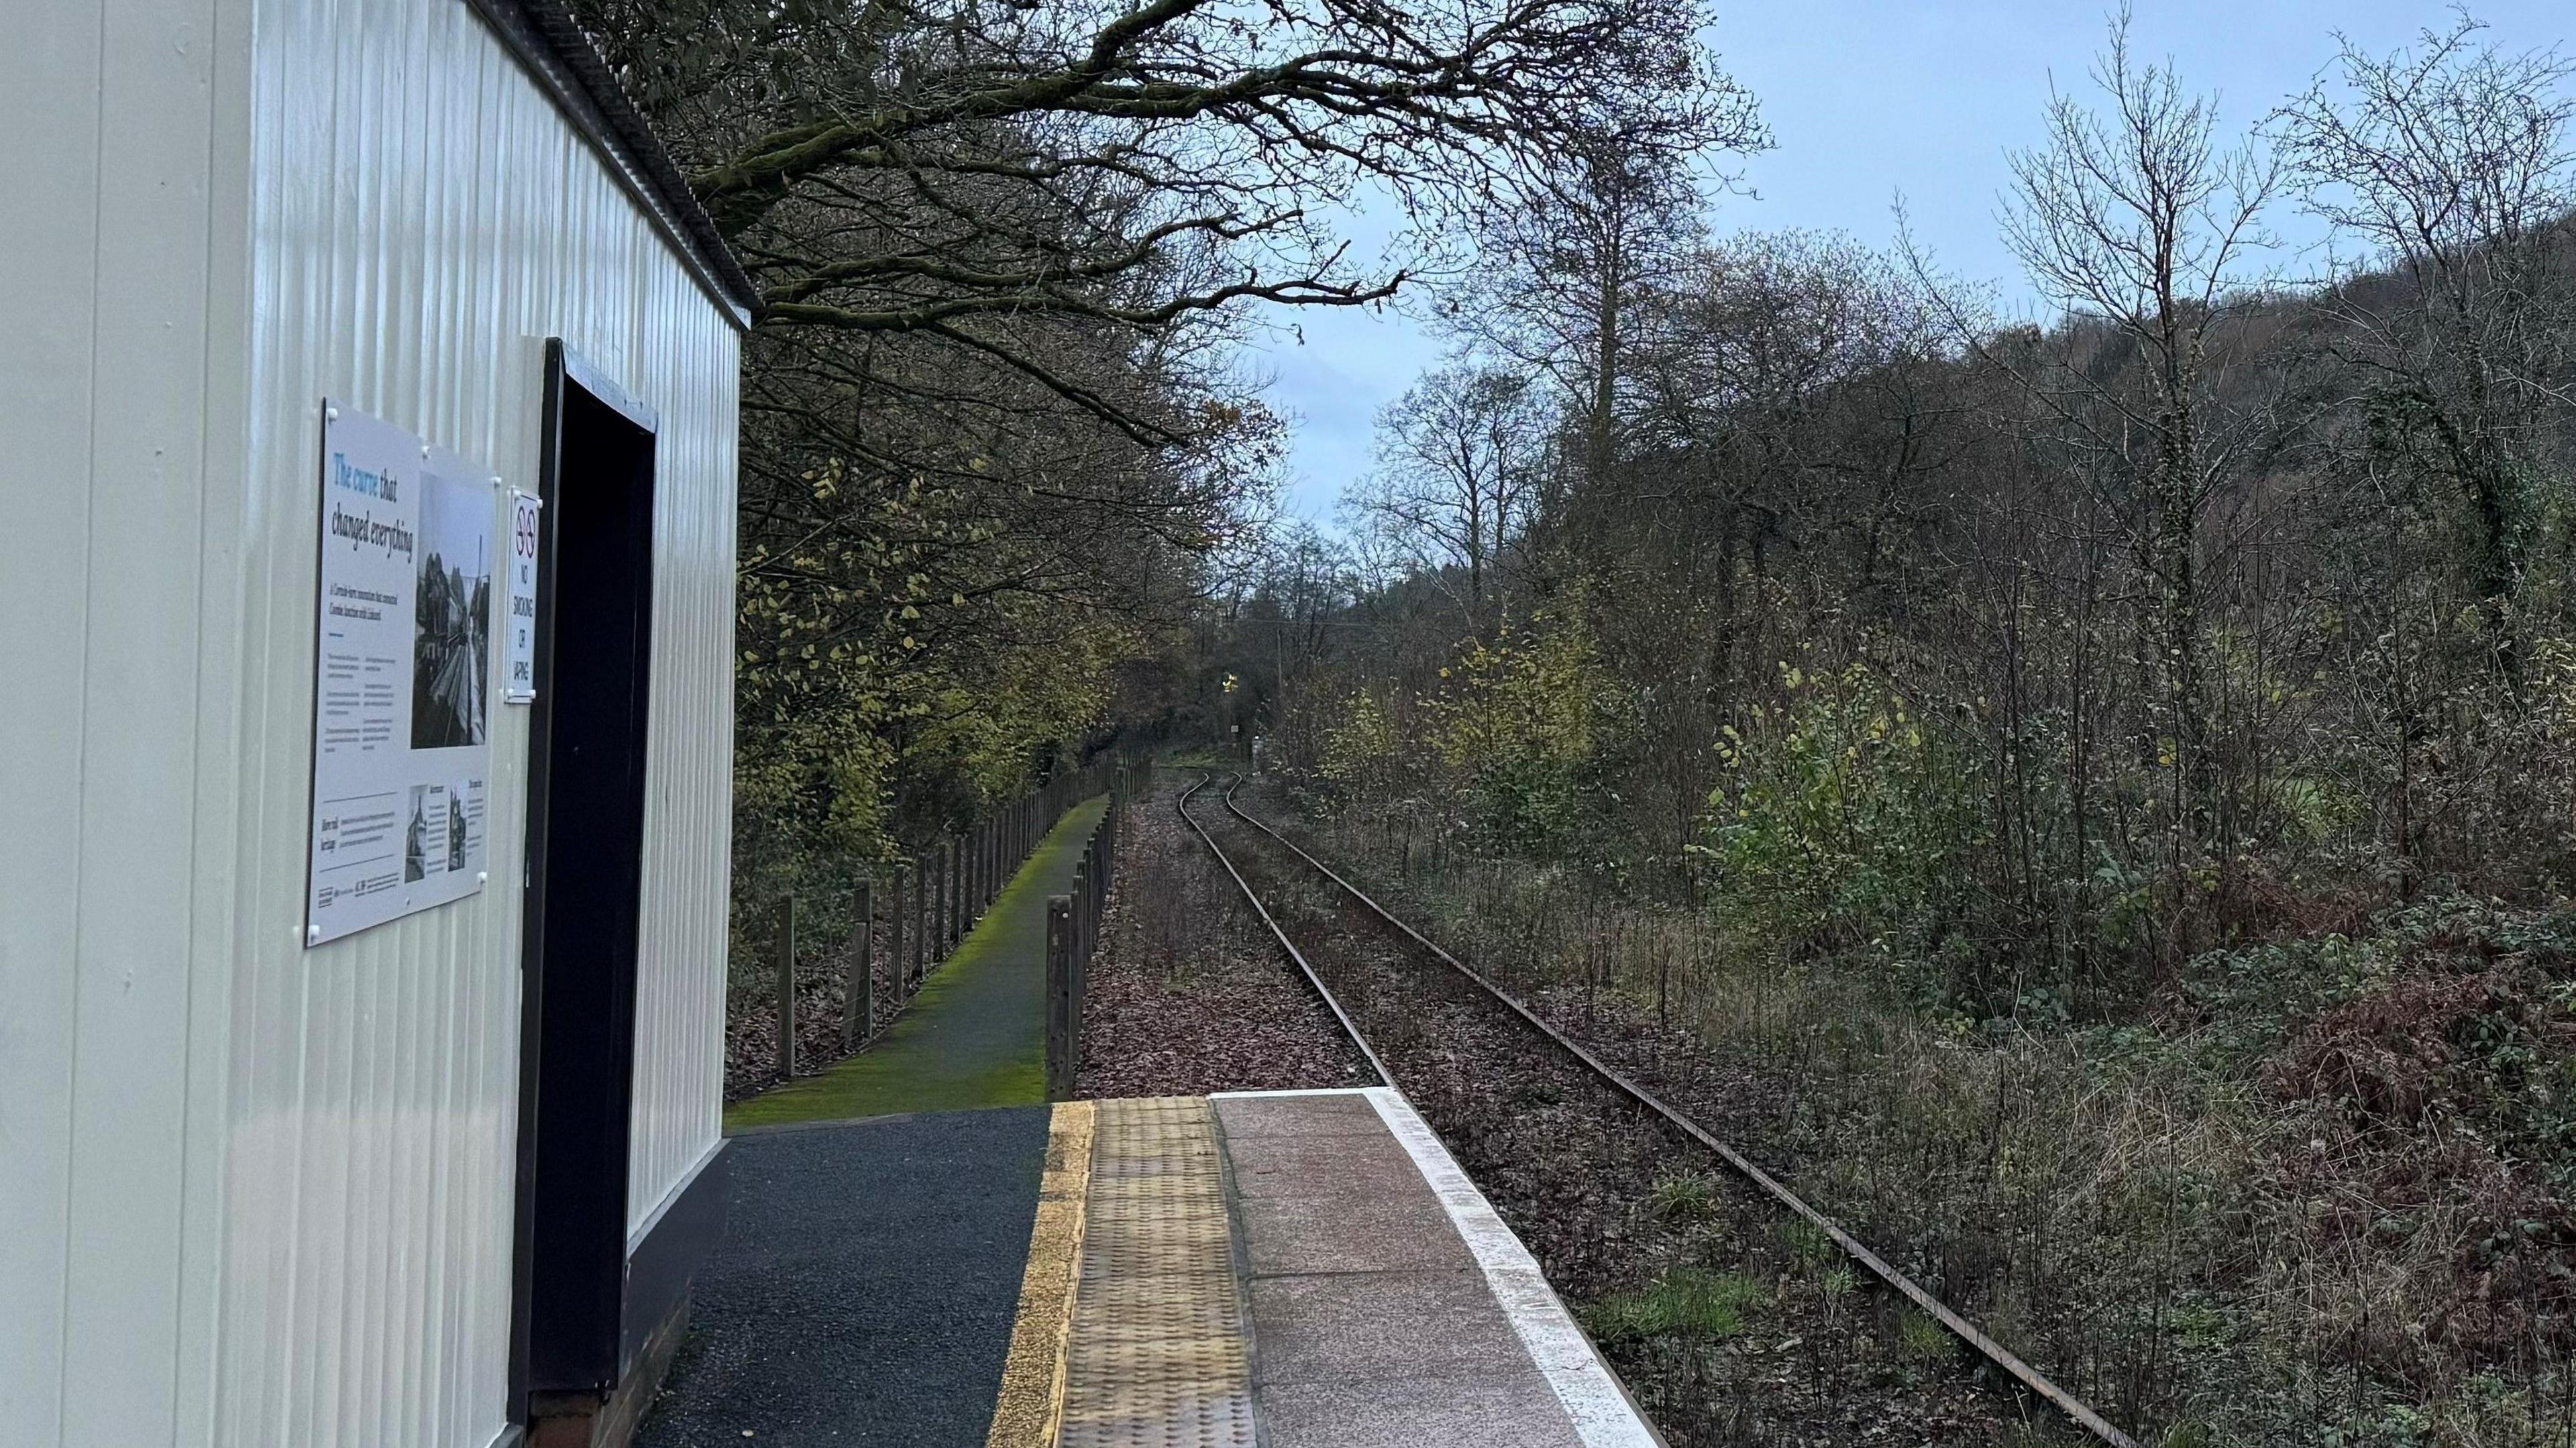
[1177,771,2137,1448]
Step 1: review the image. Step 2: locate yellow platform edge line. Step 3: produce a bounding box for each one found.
[986,1099,1096,1448]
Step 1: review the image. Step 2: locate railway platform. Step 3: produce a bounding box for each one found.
[637,1087,1659,1448]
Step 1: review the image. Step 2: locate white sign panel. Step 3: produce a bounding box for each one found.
[305,401,494,946]
[503,488,541,703]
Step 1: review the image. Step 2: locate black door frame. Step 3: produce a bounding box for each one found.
[507,339,662,1421]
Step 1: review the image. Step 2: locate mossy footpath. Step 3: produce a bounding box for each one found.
[726,796,1109,1130]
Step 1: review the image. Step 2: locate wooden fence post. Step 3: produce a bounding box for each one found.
[916,847,931,969]
[1071,856,1089,973]
[910,856,927,985]
[1073,849,1093,1033]
[1045,895,1073,1099]
[890,864,910,998]
[775,896,798,1080]
[935,838,951,952]
[844,879,873,1048]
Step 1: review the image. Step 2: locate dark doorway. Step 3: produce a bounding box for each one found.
[510,341,660,1427]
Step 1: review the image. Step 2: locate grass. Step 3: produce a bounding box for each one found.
[1584,1267,1767,1346]
[1644,1173,1725,1223]
[1776,1215,1838,1269]
[1896,1306,1953,1366]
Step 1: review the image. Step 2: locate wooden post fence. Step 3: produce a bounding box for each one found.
[1045,896,1074,1099]
[934,840,951,962]
[1035,769,1146,1101]
[918,846,934,972]
[1071,854,1089,1030]
[891,862,911,997]
[844,878,873,1047]
[775,896,798,1080]
[780,763,1153,1080]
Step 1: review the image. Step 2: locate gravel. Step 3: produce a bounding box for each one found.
[1073,773,1375,1099]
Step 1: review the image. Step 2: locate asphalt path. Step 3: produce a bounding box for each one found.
[637,1106,1051,1447]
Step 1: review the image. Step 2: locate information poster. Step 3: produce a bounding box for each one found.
[305,401,494,946]
[502,488,541,703]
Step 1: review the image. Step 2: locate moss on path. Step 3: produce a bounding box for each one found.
[727,797,1108,1130]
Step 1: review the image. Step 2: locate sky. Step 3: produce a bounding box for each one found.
[1244,0,2573,524]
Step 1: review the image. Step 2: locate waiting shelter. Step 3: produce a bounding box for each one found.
[1,3,753,1445]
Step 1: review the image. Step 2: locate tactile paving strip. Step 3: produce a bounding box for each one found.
[1058,1097,1256,1448]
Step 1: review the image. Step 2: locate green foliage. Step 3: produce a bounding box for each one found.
[2181,928,2385,1067]
[1642,1173,1725,1223]
[1314,687,1405,798]
[1700,657,1980,989]
[1776,1215,1839,1269]
[729,460,1143,985]
[1583,1268,1766,1345]
[1421,604,1623,857]
[1893,1306,1953,1364]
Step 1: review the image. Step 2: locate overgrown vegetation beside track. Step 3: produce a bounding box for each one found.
[1246,776,2576,1446]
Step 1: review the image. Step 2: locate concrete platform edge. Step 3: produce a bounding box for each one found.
[1356,1087,1666,1448]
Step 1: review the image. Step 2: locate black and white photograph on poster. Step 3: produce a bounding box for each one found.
[303,403,494,947]
[412,469,490,750]
[405,784,433,882]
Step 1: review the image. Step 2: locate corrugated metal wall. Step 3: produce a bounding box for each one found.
[0,1,739,1444]
[0,0,234,1445]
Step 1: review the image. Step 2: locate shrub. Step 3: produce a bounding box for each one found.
[1699,658,1983,997]
[1421,605,1623,859]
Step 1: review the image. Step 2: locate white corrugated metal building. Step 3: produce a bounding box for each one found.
[1,2,749,1445]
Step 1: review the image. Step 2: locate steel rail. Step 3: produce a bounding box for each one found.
[1176,773,1394,1089]
[1214,775,2141,1448]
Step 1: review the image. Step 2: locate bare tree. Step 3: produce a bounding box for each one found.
[584,0,1764,437]
[1455,133,1739,487]
[1996,9,2279,934]
[2273,11,2576,689]
[1347,364,1549,629]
